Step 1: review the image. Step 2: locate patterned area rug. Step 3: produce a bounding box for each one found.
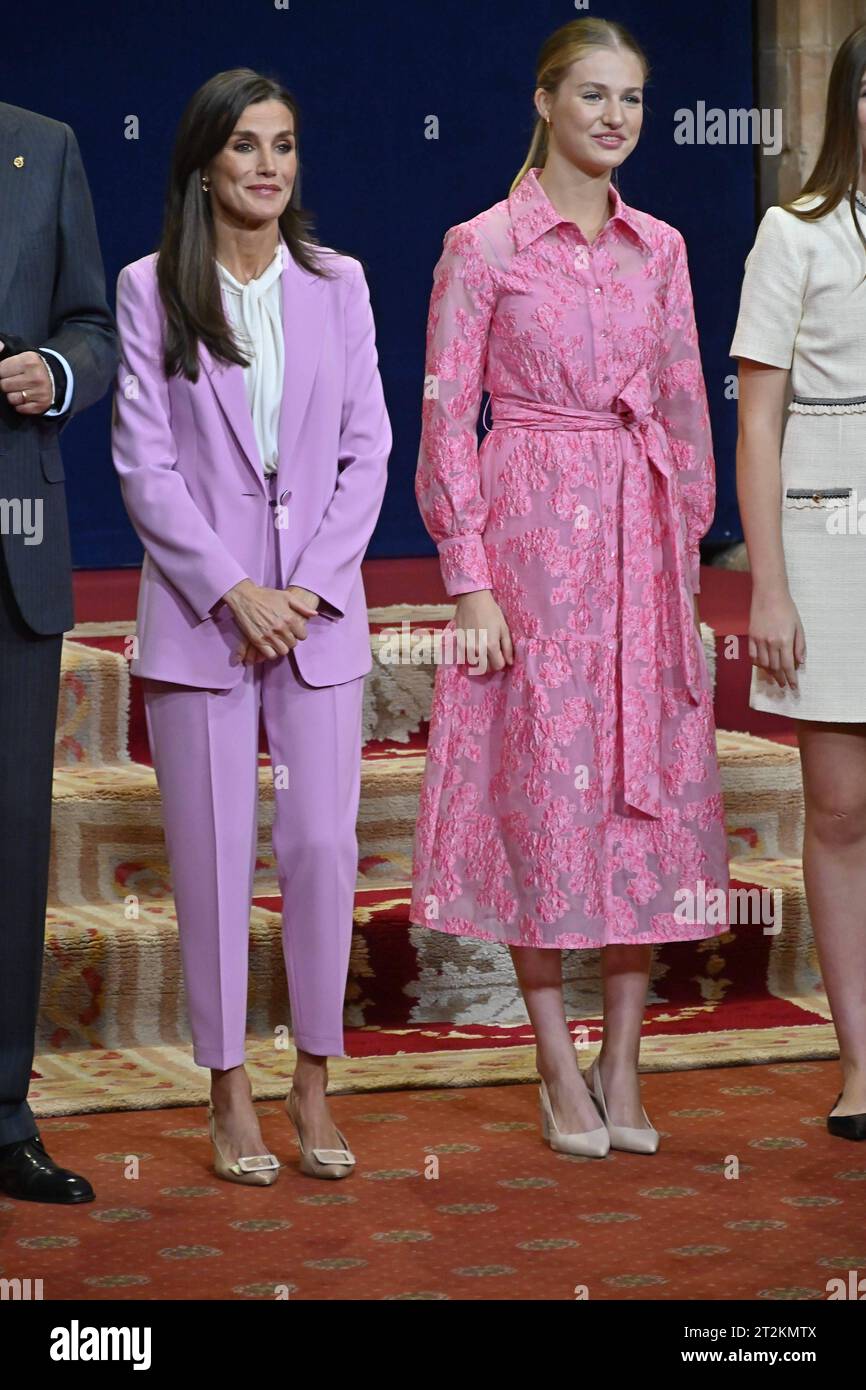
[6,1059,860,1302]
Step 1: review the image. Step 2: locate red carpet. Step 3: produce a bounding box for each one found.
[3,1059,858,1302]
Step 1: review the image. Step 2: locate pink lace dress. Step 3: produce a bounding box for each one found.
[408,168,730,950]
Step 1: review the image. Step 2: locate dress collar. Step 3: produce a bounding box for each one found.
[508,166,650,253]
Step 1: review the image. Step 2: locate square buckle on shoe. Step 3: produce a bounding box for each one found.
[235,1153,280,1173]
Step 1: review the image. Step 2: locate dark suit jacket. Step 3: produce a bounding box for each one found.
[0,102,117,633]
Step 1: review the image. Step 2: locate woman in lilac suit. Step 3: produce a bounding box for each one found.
[112,69,391,1184]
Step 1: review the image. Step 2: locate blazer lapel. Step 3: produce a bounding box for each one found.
[276,242,328,490]
[200,241,327,496]
[0,108,25,312]
[201,325,266,496]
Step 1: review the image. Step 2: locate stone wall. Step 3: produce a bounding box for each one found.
[757,0,865,209]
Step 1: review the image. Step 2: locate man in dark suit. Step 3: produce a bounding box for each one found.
[0,102,117,1202]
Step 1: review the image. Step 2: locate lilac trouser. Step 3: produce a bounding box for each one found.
[142,473,364,1068]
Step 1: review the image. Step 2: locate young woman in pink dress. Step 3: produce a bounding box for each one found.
[410,18,729,1157]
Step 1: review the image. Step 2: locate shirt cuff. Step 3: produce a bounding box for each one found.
[39,348,74,416]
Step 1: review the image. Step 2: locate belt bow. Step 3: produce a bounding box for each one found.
[489,372,702,819]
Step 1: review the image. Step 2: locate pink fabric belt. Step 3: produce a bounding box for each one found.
[487,371,701,819]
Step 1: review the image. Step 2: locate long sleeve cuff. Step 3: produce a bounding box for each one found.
[437,534,492,597]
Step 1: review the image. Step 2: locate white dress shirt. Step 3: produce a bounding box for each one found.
[39,348,74,415]
[215,242,284,476]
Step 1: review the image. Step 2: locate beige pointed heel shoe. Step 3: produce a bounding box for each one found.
[538,1078,610,1158]
[286,1088,356,1180]
[207,1105,280,1185]
[585,1059,660,1154]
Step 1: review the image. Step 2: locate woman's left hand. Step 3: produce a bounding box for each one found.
[236,585,321,664]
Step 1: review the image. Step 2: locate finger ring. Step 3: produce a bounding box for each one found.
[21,389,27,403]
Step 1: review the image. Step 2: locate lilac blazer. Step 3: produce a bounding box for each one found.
[111,241,391,688]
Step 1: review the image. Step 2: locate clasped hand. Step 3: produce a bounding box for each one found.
[220,579,321,666]
[0,339,54,414]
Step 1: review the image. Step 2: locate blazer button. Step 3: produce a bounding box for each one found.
[279,489,291,504]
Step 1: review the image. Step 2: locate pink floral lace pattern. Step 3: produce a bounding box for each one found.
[409,168,729,948]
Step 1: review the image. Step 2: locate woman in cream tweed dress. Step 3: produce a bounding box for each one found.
[730,23,866,1140]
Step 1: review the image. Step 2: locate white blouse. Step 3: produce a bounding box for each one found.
[215,241,284,476]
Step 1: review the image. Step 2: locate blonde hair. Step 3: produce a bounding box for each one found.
[511,17,650,194]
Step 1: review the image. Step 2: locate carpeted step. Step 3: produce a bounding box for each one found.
[55,640,131,767]
[48,749,424,906]
[36,863,827,1055]
[47,731,802,907]
[716,729,803,859]
[30,1019,839,1119]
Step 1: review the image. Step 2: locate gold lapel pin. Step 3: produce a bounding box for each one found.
[13,156,24,168]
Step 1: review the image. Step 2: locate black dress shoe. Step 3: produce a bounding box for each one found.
[827,1093,866,1142]
[0,1135,95,1204]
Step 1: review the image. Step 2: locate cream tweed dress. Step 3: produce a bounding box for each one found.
[730,189,866,721]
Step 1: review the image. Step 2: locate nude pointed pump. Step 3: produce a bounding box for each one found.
[585,1059,660,1154]
[285,1088,356,1179]
[208,1105,280,1185]
[538,1078,610,1157]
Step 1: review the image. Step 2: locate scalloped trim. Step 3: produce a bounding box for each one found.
[789,401,866,414]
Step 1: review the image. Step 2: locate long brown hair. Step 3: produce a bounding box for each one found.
[156,68,337,382]
[785,22,866,262]
[511,17,650,194]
